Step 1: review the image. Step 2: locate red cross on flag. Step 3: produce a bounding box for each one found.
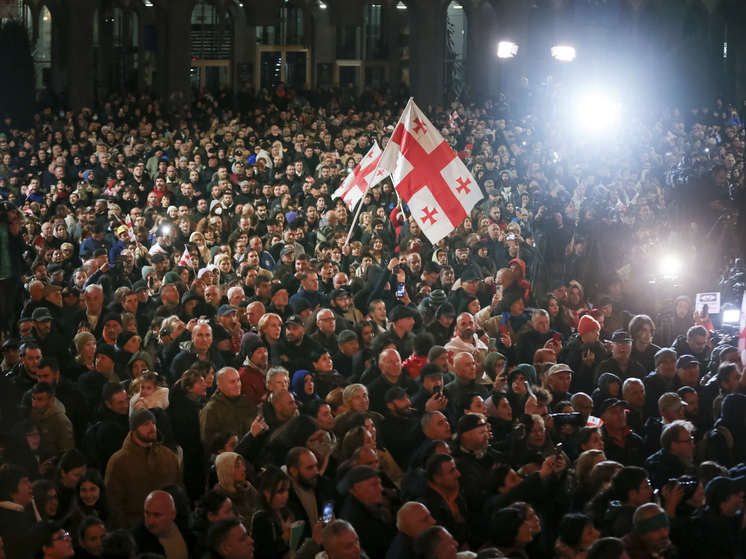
[377,99,483,244]
[332,141,389,210]
[738,292,746,366]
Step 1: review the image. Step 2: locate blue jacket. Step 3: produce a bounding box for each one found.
[289,288,330,312]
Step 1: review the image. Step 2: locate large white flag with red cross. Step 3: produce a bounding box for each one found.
[739,292,746,366]
[332,141,389,210]
[376,99,482,244]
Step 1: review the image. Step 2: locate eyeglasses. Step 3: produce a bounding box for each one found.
[53,532,71,542]
[675,437,694,444]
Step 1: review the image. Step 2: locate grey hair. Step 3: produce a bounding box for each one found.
[531,309,549,320]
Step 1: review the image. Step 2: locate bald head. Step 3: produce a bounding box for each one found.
[453,352,476,381]
[396,502,435,539]
[144,491,176,536]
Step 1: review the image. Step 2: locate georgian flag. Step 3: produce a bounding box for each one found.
[331,141,389,210]
[377,99,483,244]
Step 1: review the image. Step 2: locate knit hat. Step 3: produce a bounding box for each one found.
[420,363,444,379]
[428,346,448,362]
[141,266,156,280]
[577,315,601,337]
[429,290,447,306]
[654,348,677,368]
[215,452,241,493]
[116,331,139,349]
[705,476,746,508]
[129,409,156,432]
[163,271,181,285]
[457,414,487,437]
[338,330,358,345]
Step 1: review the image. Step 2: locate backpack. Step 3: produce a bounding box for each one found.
[695,424,733,463]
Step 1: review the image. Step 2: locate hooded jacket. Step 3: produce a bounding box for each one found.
[708,393,746,468]
[592,373,623,414]
[105,432,182,529]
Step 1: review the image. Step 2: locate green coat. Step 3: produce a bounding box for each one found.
[199,389,257,450]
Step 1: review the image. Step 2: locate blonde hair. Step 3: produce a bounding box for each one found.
[258,313,282,336]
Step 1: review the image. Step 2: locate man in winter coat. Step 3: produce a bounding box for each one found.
[105,409,182,529]
[199,367,256,451]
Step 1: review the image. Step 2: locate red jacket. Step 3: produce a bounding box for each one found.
[238,364,267,405]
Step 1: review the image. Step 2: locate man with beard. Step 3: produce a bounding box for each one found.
[237,338,269,405]
[328,289,353,331]
[105,409,182,529]
[416,455,469,549]
[445,313,489,382]
[623,504,677,558]
[380,387,427,470]
[285,447,337,545]
[271,315,322,376]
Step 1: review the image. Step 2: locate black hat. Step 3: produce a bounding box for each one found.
[549,279,567,292]
[270,283,288,297]
[224,273,241,286]
[599,398,628,416]
[676,355,699,369]
[212,324,231,342]
[611,330,633,343]
[286,315,304,327]
[705,476,746,508]
[95,343,117,361]
[31,307,53,322]
[457,414,486,436]
[460,269,480,283]
[181,290,204,306]
[116,331,139,349]
[132,280,149,293]
[388,305,417,322]
[385,387,408,404]
[420,363,444,379]
[293,299,312,313]
[1,338,20,351]
[102,313,122,326]
[341,466,381,493]
[330,288,348,301]
[242,338,267,360]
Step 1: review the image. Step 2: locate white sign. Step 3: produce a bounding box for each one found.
[695,292,721,314]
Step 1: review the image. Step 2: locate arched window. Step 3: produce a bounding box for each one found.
[256,0,304,46]
[444,1,466,98]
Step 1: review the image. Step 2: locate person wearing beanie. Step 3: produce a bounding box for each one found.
[426,302,456,346]
[331,329,359,380]
[114,330,141,379]
[595,330,646,387]
[105,408,181,530]
[410,363,456,422]
[622,503,676,559]
[561,313,610,395]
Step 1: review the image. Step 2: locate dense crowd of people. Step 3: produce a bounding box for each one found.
[0,77,745,559]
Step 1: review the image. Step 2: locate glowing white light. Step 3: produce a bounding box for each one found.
[319,2,327,7]
[723,309,741,324]
[576,93,621,131]
[659,255,681,276]
[497,42,518,59]
[551,46,575,61]
[396,1,407,8]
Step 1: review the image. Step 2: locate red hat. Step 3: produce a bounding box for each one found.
[578,315,601,337]
[465,144,473,151]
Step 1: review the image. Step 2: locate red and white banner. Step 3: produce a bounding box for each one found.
[332,142,389,210]
[377,99,483,244]
[449,111,459,129]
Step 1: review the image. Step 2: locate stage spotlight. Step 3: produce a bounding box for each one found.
[659,254,681,276]
[497,42,518,58]
[551,46,575,61]
[722,309,741,324]
[576,93,621,131]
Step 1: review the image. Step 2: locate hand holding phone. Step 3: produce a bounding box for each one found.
[322,501,334,526]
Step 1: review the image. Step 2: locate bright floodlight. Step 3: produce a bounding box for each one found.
[497,42,518,58]
[576,93,621,131]
[722,309,741,324]
[551,46,575,61]
[659,254,681,276]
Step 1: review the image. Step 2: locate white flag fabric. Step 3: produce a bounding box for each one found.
[331,142,389,210]
[377,99,482,244]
